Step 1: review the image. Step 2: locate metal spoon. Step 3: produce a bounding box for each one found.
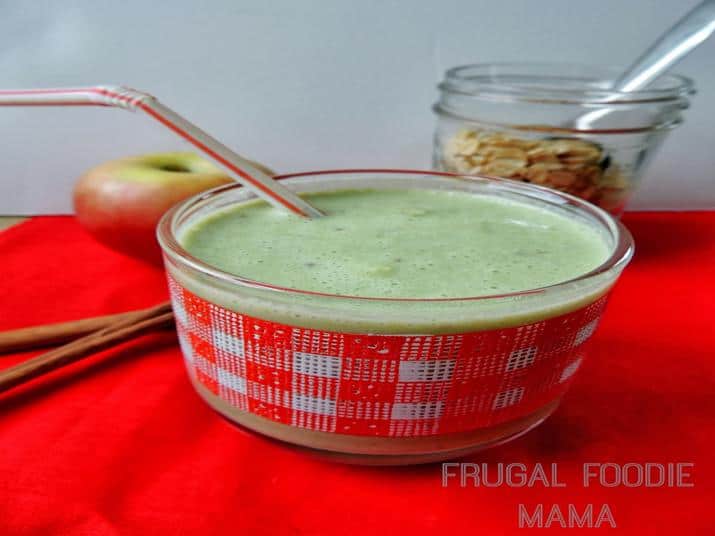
[574,0,715,130]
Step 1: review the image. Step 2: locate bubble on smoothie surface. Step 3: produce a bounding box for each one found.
[180,189,610,299]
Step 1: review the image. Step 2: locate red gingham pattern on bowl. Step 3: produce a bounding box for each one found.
[168,275,608,437]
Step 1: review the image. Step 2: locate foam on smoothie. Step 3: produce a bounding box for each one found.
[180,189,610,299]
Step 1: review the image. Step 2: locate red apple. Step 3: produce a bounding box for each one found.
[73,152,266,264]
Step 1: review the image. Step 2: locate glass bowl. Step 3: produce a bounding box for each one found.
[157,170,633,464]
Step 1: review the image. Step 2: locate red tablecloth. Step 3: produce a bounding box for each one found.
[1,214,714,535]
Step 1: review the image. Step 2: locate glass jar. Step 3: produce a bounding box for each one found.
[158,170,633,464]
[433,63,694,214]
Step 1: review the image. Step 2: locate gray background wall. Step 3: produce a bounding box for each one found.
[1,0,713,214]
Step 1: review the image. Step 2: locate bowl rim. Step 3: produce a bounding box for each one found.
[156,169,634,303]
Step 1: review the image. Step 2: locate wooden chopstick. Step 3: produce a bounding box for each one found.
[0,301,172,354]
[0,307,175,394]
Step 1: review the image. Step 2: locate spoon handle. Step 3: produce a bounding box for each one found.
[572,1,713,131]
[614,0,715,92]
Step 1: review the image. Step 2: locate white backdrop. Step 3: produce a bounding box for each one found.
[1,0,713,214]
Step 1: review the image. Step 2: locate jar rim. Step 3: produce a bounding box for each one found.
[157,169,634,304]
[440,62,695,104]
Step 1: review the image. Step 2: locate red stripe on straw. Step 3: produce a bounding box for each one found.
[138,103,310,217]
[0,85,317,218]
[90,87,311,217]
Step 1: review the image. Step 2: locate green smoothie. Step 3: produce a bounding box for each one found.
[181,188,609,299]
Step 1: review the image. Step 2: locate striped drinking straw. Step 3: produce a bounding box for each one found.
[0,86,324,218]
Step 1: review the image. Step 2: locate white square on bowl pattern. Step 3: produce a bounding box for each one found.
[505,347,537,372]
[398,359,455,382]
[492,386,525,410]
